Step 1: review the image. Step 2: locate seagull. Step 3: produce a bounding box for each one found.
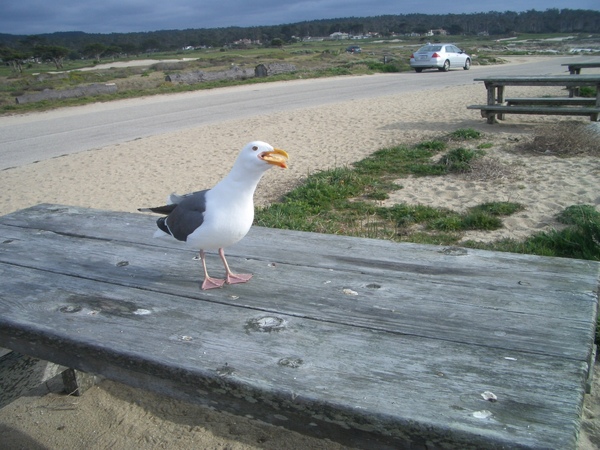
[139,141,288,290]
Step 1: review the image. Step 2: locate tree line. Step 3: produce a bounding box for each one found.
[1,8,599,72]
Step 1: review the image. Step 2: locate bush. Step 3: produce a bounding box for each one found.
[438,147,485,173]
[449,128,482,140]
[366,62,400,72]
[518,122,600,156]
[578,86,597,98]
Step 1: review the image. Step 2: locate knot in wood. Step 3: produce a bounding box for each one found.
[59,305,82,314]
[246,316,288,333]
[278,357,303,368]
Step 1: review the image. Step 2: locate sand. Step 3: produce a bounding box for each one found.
[1,62,599,449]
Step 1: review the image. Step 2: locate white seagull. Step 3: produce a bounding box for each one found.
[139,141,288,290]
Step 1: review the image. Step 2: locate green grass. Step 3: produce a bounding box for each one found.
[448,128,482,140]
[437,147,486,173]
[467,204,600,261]
[578,86,597,98]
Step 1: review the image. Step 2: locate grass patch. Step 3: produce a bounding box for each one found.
[352,139,487,179]
[448,128,482,140]
[353,141,446,177]
[578,86,597,98]
[465,204,600,261]
[438,147,486,173]
[470,202,524,216]
[427,202,522,232]
[284,166,372,209]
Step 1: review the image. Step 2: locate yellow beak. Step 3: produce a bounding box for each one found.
[260,148,289,169]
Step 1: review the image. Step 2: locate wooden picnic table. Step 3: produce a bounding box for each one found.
[468,75,600,123]
[562,60,600,75]
[1,204,598,449]
[561,61,600,95]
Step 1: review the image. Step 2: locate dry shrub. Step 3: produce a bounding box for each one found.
[462,157,520,182]
[517,122,600,157]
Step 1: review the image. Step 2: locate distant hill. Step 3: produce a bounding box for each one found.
[1,9,599,53]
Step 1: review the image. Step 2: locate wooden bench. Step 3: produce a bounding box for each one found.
[470,75,600,123]
[467,104,600,122]
[1,204,598,449]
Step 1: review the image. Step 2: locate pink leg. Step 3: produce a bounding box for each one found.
[219,248,252,285]
[199,250,225,290]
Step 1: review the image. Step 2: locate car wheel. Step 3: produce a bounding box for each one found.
[439,60,450,72]
[463,59,471,70]
[414,68,423,73]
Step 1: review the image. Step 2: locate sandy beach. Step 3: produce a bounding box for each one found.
[1,60,599,449]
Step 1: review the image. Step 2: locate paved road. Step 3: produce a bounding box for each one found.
[0,56,577,170]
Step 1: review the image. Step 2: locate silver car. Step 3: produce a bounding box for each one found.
[410,44,471,72]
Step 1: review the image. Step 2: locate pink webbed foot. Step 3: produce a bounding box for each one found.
[218,248,253,286]
[198,250,226,290]
[226,273,253,285]
[201,277,226,290]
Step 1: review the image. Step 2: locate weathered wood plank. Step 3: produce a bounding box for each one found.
[468,104,600,115]
[474,75,600,87]
[505,97,596,106]
[0,263,589,449]
[0,351,66,408]
[0,217,596,360]
[467,104,600,122]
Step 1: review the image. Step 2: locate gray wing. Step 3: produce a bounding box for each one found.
[162,189,209,241]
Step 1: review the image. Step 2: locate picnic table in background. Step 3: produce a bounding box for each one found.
[468,74,600,123]
[561,59,600,96]
[562,60,600,75]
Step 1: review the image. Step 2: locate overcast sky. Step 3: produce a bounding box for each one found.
[1,0,598,36]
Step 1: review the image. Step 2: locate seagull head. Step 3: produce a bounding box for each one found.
[236,141,289,173]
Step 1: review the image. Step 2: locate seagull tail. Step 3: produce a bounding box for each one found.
[137,204,177,215]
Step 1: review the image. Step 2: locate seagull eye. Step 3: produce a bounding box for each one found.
[252,146,258,151]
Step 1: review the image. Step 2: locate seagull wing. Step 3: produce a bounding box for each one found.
[160,189,208,242]
[139,189,209,242]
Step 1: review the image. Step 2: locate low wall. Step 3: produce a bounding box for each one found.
[15,83,118,104]
[166,63,297,84]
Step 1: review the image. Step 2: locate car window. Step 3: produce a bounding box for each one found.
[418,45,442,52]
[446,45,457,53]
